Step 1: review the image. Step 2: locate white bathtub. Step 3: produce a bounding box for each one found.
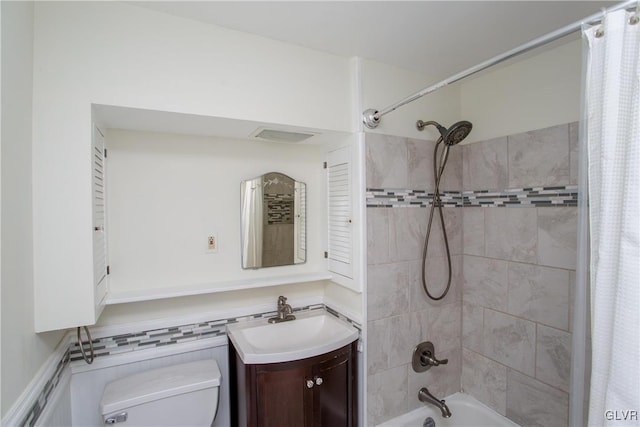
[377,392,520,427]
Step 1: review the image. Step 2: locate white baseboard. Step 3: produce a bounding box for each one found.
[1,332,72,427]
[34,369,72,427]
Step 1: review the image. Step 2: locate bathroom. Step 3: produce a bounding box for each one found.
[2,2,638,427]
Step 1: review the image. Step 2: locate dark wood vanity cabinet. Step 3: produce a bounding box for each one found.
[229,341,358,427]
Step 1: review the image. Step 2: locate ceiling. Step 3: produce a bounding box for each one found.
[130,1,614,80]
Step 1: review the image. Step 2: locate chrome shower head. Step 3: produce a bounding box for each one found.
[416,120,473,146]
[443,121,473,146]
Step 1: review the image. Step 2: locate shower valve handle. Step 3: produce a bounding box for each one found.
[413,341,447,372]
[420,350,448,367]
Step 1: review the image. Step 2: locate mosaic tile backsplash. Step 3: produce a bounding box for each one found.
[69,304,360,362]
[23,305,360,427]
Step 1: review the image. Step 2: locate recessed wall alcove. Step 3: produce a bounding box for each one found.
[92,104,357,312]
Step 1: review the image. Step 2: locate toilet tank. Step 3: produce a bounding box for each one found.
[100,359,221,426]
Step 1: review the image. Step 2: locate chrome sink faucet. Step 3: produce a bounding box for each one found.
[268,296,296,323]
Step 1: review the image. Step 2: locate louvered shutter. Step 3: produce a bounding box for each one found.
[92,126,108,305]
[327,146,353,278]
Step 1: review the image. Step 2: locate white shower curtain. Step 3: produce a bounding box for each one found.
[241,180,263,268]
[583,7,640,426]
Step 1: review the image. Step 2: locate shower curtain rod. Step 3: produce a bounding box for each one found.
[362,0,637,129]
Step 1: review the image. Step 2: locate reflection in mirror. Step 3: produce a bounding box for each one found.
[241,172,306,269]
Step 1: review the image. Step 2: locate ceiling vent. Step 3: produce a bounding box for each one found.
[252,128,317,143]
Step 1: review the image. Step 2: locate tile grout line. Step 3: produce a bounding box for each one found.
[463,295,572,334]
[461,345,570,397]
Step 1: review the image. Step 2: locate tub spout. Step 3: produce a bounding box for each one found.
[418,387,452,418]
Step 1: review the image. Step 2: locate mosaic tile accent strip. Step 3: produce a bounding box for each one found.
[462,185,578,207]
[366,185,577,208]
[19,349,70,427]
[27,304,360,426]
[68,304,359,361]
[325,305,362,330]
[366,189,462,208]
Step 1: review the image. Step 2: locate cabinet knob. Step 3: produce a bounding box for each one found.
[315,377,323,386]
[306,380,314,389]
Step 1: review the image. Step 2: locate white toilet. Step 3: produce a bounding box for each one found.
[100,359,221,426]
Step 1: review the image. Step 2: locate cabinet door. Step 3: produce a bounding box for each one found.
[312,347,353,427]
[255,363,313,427]
[231,343,356,427]
[92,125,108,309]
[326,146,353,279]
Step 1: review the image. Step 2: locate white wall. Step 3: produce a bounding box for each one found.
[360,58,461,141]
[106,129,325,292]
[35,2,352,131]
[461,39,582,143]
[98,127,368,327]
[1,1,3,414]
[31,1,354,331]
[97,281,326,327]
[360,39,582,146]
[0,1,65,416]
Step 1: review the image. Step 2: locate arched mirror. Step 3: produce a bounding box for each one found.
[241,172,306,269]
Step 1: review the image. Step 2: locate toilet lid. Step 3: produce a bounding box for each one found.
[100,359,221,415]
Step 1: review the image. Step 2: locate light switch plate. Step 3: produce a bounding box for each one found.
[206,234,218,253]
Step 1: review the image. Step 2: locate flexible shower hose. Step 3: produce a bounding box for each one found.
[421,138,453,301]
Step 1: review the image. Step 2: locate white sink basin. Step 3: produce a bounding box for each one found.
[227,310,359,364]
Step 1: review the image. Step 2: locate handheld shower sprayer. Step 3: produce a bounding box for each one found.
[416,119,472,300]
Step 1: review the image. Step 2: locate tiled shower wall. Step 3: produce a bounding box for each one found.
[365,123,578,426]
[461,123,578,426]
[365,134,463,425]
